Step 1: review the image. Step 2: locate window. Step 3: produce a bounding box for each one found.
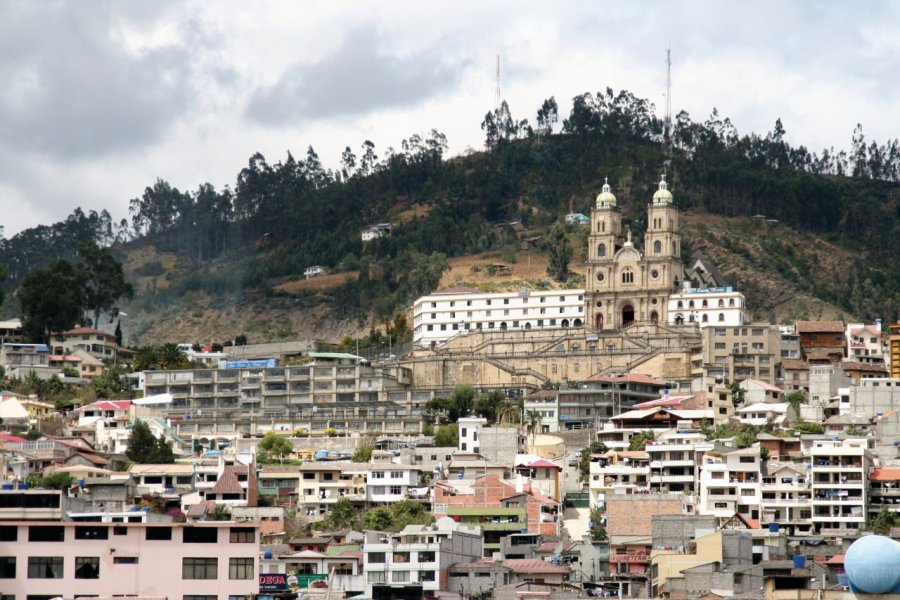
[393,571,410,583]
[75,526,108,540]
[114,557,138,564]
[113,525,128,536]
[368,552,386,563]
[372,471,385,479]
[390,471,402,479]
[229,557,254,580]
[621,270,634,283]
[146,527,172,540]
[369,571,386,583]
[0,556,14,578]
[28,556,63,578]
[75,557,99,579]
[229,527,255,543]
[390,486,402,495]
[0,527,17,541]
[598,243,606,257]
[29,526,64,542]
[183,528,217,543]
[653,240,661,253]
[183,557,218,579]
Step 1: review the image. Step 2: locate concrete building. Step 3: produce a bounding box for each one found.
[697,446,762,522]
[458,415,487,454]
[810,437,873,535]
[646,428,713,495]
[555,374,666,431]
[53,327,121,363]
[0,520,258,600]
[735,402,792,427]
[760,461,812,536]
[739,378,784,405]
[362,517,483,600]
[699,323,781,384]
[412,287,586,347]
[667,285,747,327]
[367,464,424,504]
[588,450,650,508]
[846,322,883,363]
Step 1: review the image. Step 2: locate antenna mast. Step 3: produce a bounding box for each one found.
[665,47,672,152]
[495,55,501,112]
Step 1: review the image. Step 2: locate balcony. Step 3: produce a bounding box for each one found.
[650,460,694,468]
[650,475,694,483]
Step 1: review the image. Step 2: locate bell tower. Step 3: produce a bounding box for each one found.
[586,179,622,330]
[644,175,683,291]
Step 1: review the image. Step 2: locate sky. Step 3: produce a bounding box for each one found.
[2,0,899,236]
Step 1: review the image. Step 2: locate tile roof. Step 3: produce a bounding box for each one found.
[634,395,693,409]
[741,379,783,392]
[841,361,888,373]
[187,500,216,518]
[796,320,845,333]
[77,400,132,412]
[524,459,562,470]
[527,390,558,399]
[781,359,809,371]
[63,326,117,338]
[503,559,570,574]
[870,468,900,482]
[211,466,246,495]
[824,554,844,565]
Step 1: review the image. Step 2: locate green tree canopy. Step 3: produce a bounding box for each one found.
[257,431,293,463]
[125,421,174,464]
[352,443,374,463]
[545,223,571,282]
[433,423,459,447]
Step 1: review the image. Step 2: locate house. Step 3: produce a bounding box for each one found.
[513,458,562,501]
[796,320,845,363]
[128,463,194,501]
[361,222,394,242]
[295,462,366,516]
[588,450,650,508]
[809,437,873,535]
[53,326,121,363]
[760,461,812,536]
[0,342,57,379]
[366,463,424,503]
[362,518,483,600]
[204,463,258,507]
[739,378,784,404]
[735,402,793,427]
[304,265,330,279]
[846,322,884,363]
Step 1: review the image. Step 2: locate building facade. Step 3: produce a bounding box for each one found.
[667,285,747,327]
[585,177,685,331]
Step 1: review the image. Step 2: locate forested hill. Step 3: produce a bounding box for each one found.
[1,88,899,345]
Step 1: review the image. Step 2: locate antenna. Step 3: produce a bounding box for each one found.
[495,54,501,112]
[664,47,672,152]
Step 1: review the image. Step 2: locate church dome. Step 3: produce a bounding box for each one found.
[652,175,673,204]
[596,178,617,208]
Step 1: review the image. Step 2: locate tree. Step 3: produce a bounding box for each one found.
[125,421,174,464]
[524,409,542,448]
[628,431,654,451]
[35,471,75,490]
[257,431,293,463]
[729,380,746,408]
[433,423,459,447]
[589,507,607,541]
[869,507,900,533]
[19,259,86,343]
[352,443,374,463]
[322,498,358,530]
[496,398,522,425]
[579,442,607,482]
[785,390,806,416]
[76,242,134,326]
[545,223,571,282]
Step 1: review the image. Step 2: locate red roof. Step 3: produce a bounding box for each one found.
[210,466,246,495]
[503,559,570,574]
[0,434,27,443]
[634,395,693,409]
[825,554,845,565]
[870,468,900,482]
[63,327,117,339]
[525,459,562,471]
[781,359,808,371]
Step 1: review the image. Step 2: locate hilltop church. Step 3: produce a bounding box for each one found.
[585,176,685,330]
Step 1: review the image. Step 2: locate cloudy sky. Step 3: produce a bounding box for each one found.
[2,0,899,236]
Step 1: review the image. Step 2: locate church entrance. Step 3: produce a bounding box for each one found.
[595,313,603,329]
[621,304,635,327]
[650,311,658,323]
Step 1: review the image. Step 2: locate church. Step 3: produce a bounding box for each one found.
[585,176,685,330]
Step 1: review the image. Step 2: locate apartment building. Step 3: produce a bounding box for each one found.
[295,463,367,514]
[760,462,812,536]
[141,355,429,440]
[845,377,900,417]
[846,322,884,363]
[556,374,667,431]
[412,287,586,346]
[363,518,483,600]
[588,450,650,508]
[868,467,900,521]
[0,520,258,599]
[697,446,761,522]
[53,327,121,363]
[646,428,713,495]
[810,437,873,535]
[367,464,424,504]
[700,323,781,384]
[523,390,559,433]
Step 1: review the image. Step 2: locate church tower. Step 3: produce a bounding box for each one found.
[643,175,683,291]
[585,176,685,330]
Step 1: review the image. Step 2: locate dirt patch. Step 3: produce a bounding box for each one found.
[439,249,585,291]
[275,272,359,294]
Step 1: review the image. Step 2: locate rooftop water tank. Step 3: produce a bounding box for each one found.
[844,535,900,594]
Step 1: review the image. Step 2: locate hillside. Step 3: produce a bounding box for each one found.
[1,88,898,345]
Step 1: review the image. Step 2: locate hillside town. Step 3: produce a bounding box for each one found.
[2,180,900,600]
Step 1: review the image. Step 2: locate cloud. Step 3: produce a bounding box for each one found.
[246,26,463,124]
[0,2,200,159]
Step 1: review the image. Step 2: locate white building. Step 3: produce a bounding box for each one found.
[760,462,812,535]
[363,517,482,597]
[588,450,650,508]
[457,415,488,454]
[846,322,884,363]
[667,284,746,327]
[646,428,713,495]
[810,437,872,535]
[735,402,792,427]
[412,287,586,346]
[366,464,424,503]
[697,446,761,522]
[304,265,330,279]
[362,222,393,242]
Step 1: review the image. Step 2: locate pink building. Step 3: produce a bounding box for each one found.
[0,520,258,599]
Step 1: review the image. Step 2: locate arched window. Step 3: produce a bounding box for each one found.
[688,315,695,323]
[688,300,694,308]
[598,243,606,258]
[672,241,677,255]
[702,300,708,308]
[677,301,683,309]
[674,315,684,325]
[598,221,605,232]
[718,313,725,322]
[718,299,724,307]
[653,240,661,254]
[621,270,634,284]
[702,314,709,323]
[650,311,658,323]
[729,298,735,307]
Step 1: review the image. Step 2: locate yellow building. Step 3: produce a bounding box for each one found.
[652,530,723,594]
[585,177,685,330]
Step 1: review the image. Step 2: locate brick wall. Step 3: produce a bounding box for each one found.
[606,494,685,536]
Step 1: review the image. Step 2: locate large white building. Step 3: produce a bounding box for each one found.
[412,287,586,346]
[667,285,746,327]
